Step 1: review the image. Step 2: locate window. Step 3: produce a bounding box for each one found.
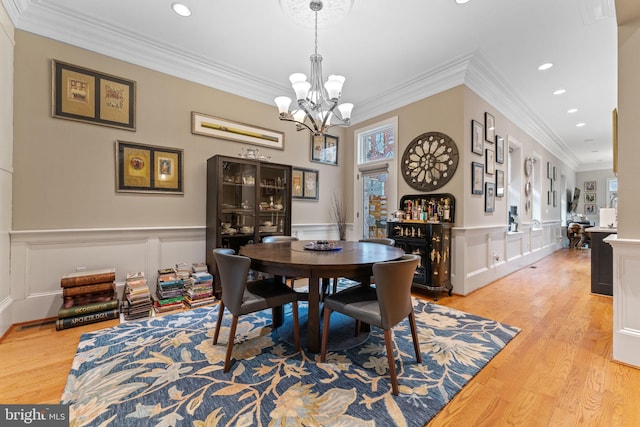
[354,117,398,240]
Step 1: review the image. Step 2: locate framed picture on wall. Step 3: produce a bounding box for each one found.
[585,204,596,215]
[584,181,596,192]
[472,120,483,155]
[485,149,495,175]
[115,140,183,194]
[585,193,596,203]
[52,60,136,131]
[496,170,504,197]
[485,182,495,212]
[484,112,495,143]
[292,167,319,200]
[496,135,504,164]
[310,134,338,165]
[472,162,484,195]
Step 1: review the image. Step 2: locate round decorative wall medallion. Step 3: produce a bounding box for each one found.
[401,131,459,191]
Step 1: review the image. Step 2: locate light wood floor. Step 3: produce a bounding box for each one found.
[1,249,639,426]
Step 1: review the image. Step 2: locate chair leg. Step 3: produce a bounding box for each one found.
[383,329,399,395]
[332,277,339,294]
[291,301,301,352]
[213,301,225,345]
[408,311,422,363]
[223,316,238,373]
[355,320,361,337]
[320,306,332,362]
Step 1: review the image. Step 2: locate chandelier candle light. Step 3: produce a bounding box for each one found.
[275,0,353,136]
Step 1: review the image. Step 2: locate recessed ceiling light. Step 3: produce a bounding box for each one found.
[456,0,471,4]
[538,62,553,71]
[567,108,578,113]
[553,89,566,95]
[172,3,191,17]
[576,122,586,127]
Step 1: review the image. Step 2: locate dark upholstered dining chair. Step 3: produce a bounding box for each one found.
[320,254,421,395]
[261,235,299,289]
[213,248,300,372]
[326,237,396,295]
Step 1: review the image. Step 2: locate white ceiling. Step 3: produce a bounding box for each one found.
[3,0,620,171]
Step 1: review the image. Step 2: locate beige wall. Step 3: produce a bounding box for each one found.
[12,31,346,231]
[0,2,14,333]
[617,11,640,239]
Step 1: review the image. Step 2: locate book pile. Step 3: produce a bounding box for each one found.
[121,272,153,320]
[154,267,184,313]
[183,262,215,308]
[57,268,119,331]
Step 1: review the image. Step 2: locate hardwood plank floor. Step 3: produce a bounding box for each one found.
[1,248,638,426]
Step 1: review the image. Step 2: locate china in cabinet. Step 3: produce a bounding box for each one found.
[206,155,292,293]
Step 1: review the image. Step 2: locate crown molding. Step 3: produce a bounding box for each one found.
[350,54,472,124]
[465,54,580,170]
[9,0,581,171]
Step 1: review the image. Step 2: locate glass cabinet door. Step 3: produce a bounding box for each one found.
[259,164,289,237]
[221,160,257,241]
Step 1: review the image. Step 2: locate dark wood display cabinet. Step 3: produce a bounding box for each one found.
[206,155,292,294]
[387,193,454,300]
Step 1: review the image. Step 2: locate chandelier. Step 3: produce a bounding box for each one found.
[274,0,353,136]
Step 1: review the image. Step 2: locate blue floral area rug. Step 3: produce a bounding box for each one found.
[61,298,519,426]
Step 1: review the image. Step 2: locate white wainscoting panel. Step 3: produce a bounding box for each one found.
[605,235,640,368]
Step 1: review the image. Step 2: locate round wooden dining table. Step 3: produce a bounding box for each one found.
[240,240,405,353]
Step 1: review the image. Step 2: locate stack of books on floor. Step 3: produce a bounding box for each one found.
[57,268,119,331]
[183,262,215,308]
[121,272,153,320]
[154,267,184,313]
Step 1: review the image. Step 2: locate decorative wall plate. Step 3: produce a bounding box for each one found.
[401,131,459,191]
[524,157,533,177]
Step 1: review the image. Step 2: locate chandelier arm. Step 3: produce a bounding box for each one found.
[277,114,317,134]
[297,101,322,134]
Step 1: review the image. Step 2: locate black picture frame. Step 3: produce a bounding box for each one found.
[310,134,339,165]
[484,112,495,143]
[472,162,484,195]
[485,149,495,175]
[472,120,483,155]
[485,182,495,212]
[292,167,319,200]
[52,60,136,131]
[496,135,504,164]
[496,170,504,197]
[116,140,183,194]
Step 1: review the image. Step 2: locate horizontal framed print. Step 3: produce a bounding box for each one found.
[116,140,183,194]
[52,60,136,130]
[191,112,284,150]
[292,167,319,200]
[472,161,484,195]
[311,133,339,165]
[472,120,483,155]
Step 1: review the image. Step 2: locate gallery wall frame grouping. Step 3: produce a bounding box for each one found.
[311,134,339,166]
[52,60,136,131]
[116,140,184,194]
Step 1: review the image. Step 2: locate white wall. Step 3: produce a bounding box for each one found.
[0,3,14,335]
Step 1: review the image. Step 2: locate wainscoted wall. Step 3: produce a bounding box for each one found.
[5,221,561,332]
[606,236,640,368]
[5,224,339,329]
[451,220,563,295]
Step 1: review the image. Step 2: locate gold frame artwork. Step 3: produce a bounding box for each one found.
[52,60,136,130]
[116,141,183,194]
